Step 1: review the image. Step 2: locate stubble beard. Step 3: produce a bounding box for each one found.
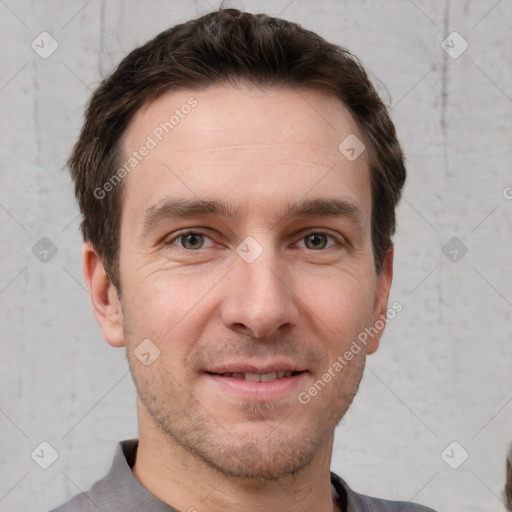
[127,347,365,482]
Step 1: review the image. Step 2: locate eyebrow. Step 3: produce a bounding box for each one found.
[141,197,365,231]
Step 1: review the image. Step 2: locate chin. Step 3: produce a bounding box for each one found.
[160,409,332,481]
[190,434,321,481]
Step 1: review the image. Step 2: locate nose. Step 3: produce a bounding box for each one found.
[220,249,299,338]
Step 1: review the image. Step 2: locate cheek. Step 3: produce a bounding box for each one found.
[298,270,376,344]
[121,269,219,347]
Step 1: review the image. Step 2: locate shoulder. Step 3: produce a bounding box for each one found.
[352,492,437,512]
[331,472,437,512]
[48,491,91,512]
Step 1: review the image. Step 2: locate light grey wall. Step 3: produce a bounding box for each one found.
[1,1,511,511]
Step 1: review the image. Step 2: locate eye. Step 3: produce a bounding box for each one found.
[297,232,338,250]
[169,231,214,250]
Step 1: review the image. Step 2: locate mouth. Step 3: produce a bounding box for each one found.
[203,365,307,401]
[206,370,303,383]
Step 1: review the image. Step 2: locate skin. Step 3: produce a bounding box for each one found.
[84,85,393,512]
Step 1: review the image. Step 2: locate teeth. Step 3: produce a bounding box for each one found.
[244,373,261,382]
[242,371,295,382]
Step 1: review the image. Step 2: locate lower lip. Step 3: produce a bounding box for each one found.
[205,372,307,401]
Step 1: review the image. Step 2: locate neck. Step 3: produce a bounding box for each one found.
[132,417,340,512]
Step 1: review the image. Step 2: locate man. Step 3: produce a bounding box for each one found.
[52,8,436,512]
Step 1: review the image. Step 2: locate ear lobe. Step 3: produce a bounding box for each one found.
[366,245,394,355]
[82,242,125,347]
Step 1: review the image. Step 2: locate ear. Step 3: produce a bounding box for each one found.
[83,242,125,347]
[366,244,394,355]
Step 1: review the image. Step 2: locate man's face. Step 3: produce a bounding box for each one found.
[109,85,391,479]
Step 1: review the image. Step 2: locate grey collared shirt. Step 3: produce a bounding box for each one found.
[50,439,436,512]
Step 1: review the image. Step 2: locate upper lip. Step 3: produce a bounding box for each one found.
[205,362,306,374]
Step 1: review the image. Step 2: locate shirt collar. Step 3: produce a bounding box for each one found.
[88,439,177,512]
[93,439,362,512]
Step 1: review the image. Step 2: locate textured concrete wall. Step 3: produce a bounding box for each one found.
[1,1,511,511]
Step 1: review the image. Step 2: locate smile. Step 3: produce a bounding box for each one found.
[210,371,301,383]
[204,367,307,401]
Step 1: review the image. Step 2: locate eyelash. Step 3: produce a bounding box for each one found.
[166,230,342,251]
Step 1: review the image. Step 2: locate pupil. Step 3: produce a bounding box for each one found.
[307,234,326,249]
[183,233,202,249]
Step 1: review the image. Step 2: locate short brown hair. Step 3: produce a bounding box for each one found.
[69,8,406,290]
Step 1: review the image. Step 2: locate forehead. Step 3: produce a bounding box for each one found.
[120,85,371,226]
[125,84,363,154]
